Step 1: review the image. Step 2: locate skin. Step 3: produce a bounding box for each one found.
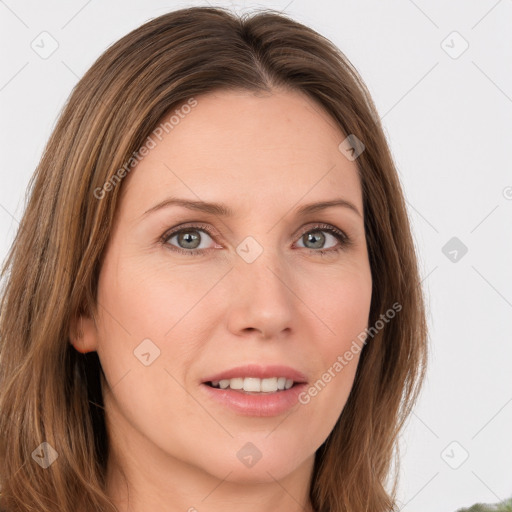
[70,88,373,512]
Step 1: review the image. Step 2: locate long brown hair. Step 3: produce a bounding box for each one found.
[0,6,428,511]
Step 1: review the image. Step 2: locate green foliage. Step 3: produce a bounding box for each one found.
[455,497,512,512]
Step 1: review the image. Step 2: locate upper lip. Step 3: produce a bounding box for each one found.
[202,364,308,384]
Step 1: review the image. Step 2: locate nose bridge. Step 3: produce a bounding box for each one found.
[236,233,289,294]
[228,232,294,337]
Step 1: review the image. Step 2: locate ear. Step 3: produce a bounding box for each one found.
[69,311,99,354]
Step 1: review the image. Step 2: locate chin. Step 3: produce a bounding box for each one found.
[201,442,310,484]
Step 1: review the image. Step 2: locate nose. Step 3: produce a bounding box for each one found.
[225,245,295,340]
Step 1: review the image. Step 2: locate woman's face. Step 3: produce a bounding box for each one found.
[73,88,372,500]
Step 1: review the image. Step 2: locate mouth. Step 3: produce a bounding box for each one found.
[199,364,308,416]
[204,376,300,394]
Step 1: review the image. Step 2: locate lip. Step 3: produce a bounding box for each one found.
[200,381,308,417]
[201,364,308,384]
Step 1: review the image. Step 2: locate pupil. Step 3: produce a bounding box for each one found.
[306,231,325,249]
[179,231,200,249]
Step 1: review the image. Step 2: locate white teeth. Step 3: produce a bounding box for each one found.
[260,377,277,392]
[229,377,244,390]
[208,377,297,392]
[244,377,261,392]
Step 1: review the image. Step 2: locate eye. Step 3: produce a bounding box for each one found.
[161,223,218,256]
[295,223,351,256]
[160,222,352,256]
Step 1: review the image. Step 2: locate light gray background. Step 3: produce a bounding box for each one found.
[1,1,511,511]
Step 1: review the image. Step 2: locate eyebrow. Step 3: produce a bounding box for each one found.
[142,196,362,219]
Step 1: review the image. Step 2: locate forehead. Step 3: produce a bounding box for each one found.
[120,88,362,215]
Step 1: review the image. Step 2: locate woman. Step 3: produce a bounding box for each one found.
[0,6,428,512]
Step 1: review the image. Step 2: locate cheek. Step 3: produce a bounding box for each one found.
[93,253,217,409]
[294,266,371,425]
[326,275,371,382]
[93,257,204,461]
[303,261,372,349]
[95,251,208,345]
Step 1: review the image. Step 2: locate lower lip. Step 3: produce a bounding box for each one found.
[200,382,308,417]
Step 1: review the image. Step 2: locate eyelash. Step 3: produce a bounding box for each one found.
[159,222,352,257]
